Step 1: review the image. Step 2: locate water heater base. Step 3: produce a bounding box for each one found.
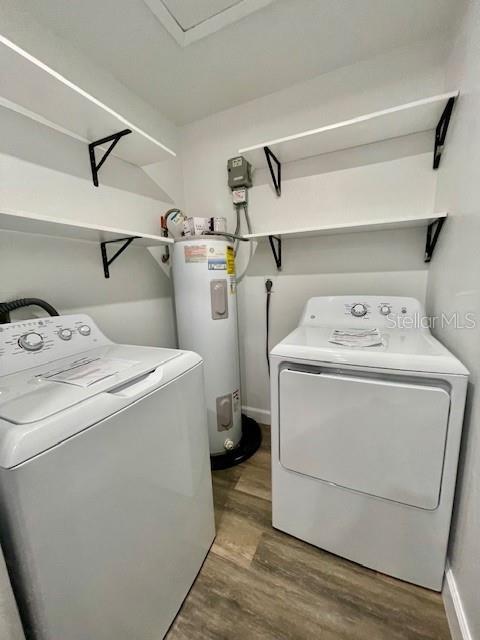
[210,415,262,470]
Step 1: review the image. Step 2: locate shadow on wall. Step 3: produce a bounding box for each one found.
[0,105,173,203]
[252,131,433,190]
[0,230,176,347]
[247,227,430,276]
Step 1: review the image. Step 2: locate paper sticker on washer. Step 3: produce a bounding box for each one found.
[184,245,207,263]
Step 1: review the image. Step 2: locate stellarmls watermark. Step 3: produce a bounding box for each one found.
[386,313,476,330]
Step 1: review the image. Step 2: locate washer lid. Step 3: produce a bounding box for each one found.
[271,326,468,375]
[0,348,202,468]
[0,345,185,425]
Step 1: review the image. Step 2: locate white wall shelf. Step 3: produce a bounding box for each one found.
[243,213,447,240]
[239,92,458,196]
[243,213,448,270]
[0,36,176,172]
[0,209,172,278]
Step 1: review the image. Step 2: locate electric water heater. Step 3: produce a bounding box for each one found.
[172,236,242,456]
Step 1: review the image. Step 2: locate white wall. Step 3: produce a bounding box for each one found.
[0,0,185,344]
[0,0,177,152]
[180,40,447,419]
[0,229,176,346]
[0,94,181,347]
[0,123,179,346]
[426,1,480,638]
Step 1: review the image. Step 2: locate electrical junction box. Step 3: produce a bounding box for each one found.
[227,156,253,190]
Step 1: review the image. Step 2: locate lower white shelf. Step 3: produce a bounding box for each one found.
[242,213,447,270]
[243,213,447,240]
[0,209,172,247]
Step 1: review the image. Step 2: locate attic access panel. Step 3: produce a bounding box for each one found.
[144,0,274,46]
[162,0,240,29]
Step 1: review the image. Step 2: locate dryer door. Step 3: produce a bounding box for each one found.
[279,369,450,509]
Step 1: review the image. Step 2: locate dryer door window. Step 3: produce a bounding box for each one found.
[279,369,450,510]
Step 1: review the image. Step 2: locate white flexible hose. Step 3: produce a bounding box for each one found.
[236,240,254,283]
[235,204,254,283]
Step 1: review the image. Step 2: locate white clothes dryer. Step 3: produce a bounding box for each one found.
[270,296,468,590]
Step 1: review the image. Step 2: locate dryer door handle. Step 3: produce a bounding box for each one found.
[106,367,164,398]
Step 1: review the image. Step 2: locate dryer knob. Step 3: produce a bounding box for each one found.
[351,303,367,317]
[78,325,91,336]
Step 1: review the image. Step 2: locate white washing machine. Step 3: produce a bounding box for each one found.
[0,314,215,640]
[270,296,468,590]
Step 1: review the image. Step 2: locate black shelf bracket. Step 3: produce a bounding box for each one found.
[264,146,281,196]
[424,218,445,263]
[89,129,132,187]
[268,235,282,271]
[433,97,455,169]
[100,236,139,278]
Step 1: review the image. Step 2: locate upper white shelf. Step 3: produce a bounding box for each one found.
[239,92,459,166]
[243,212,447,240]
[0,209,173,247]
[0,35,176,166]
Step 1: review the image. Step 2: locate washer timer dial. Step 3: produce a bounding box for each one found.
[351,303,367,318]
[18,332,44,351]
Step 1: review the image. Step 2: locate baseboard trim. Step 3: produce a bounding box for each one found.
[443,562,472,640]
[241,405,271,425]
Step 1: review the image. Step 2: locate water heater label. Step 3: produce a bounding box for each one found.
[208,258,227,270]
[227,246,235,275]
[184,245,207,262]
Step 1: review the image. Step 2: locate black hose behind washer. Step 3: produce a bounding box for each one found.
[0,298,60,324]
[265,279,273,376]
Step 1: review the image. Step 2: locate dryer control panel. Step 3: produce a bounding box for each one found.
[0,315,110,376]
[300,296,424,328]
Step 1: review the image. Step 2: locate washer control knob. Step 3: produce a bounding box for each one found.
[78,324,91,336]
[380,304,392,316]
[59,328,73,341]
[351,303,367,317]
[18,332,44,351]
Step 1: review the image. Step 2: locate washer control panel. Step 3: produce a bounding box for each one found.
[0,315,110,376]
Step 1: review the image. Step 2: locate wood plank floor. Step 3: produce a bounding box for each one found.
[166,425,451,640]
